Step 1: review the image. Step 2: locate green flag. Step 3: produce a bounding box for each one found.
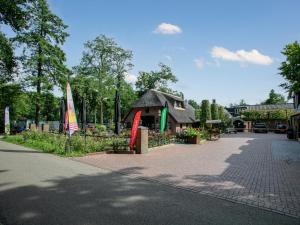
[160,105,168,134]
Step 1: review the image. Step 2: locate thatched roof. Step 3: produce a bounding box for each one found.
[131,89,196,123]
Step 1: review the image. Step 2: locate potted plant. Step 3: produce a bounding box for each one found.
[184,128,201,144]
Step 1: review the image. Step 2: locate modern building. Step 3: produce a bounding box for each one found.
[124,89,196,134]
[226,103,294,131]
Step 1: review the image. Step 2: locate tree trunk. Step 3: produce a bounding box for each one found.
[35,12,44,128]
[94,109,97,126]
[100,100,103,125]
[35,45,42,127]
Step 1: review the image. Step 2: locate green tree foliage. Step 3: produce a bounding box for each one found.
[262,89,286,104]
[135,63,178,95]
[188,99,199,109]
[279,41,300,96]
[0,83,60,132]
[0,0,29,83]
[217,105,232,130]
[0,33,17,82]
[40,92,60,121]
[218,106,225,121]
[211,99,219,120]
[73,34,134,124]
[241,109,293,121]
[200,100,211,126]
[0,84,33,132]
[0,0,28,30]
[188,99,201,119]
[71,74,99,123]
[15,0,69,126]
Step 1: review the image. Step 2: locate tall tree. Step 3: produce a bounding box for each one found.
[279,41,300,96]
[40,91,60,121]
[112,46,133,90]
[239,99,247,106]
[211,99,219,120]
[200,100,211,127]
[0,0,28,30]
[135,63,178,95]
[218,106,225,122]
[15,0,69,126]
[0,0,29,83]
[0,33,16,83]
[74,34,134,124]
[262,89,286,105]
[188,99,201,120]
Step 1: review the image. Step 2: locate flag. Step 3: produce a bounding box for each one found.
[129,110,142,150]
[160,102,168,134]
[4,106,10,134]
[66,83,78,135]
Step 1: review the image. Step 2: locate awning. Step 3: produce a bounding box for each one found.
[206,120,222,124]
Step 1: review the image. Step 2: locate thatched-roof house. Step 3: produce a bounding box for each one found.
[124,89,196,134]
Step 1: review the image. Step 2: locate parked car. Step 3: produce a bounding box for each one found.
[274,124,287,134]
[253,123,268,133]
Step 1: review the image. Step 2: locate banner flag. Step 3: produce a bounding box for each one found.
[4,106,10,134]
[129,110,142,150]
[160,102,168,134]
[66,83,78,135]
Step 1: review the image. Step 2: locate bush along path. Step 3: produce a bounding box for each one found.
[3,131,129,157]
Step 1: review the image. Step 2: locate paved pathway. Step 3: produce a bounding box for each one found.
[0,139,299,225]
[75,133,300,218]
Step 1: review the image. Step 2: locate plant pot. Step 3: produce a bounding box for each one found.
[187,136,200,144]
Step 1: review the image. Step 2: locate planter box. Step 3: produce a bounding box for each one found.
[187,136,200,144]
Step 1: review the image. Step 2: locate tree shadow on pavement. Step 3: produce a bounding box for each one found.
[0,167,299,225]
[76,134,300,219]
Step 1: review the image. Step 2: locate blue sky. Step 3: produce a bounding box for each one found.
[27,1,300,105]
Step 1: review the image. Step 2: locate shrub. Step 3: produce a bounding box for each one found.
[181,128,209,140]
[3,131,129,156]
[183,127,201,137]
[95,124,107,132]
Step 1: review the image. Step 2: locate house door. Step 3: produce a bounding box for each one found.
[233,119,245,132]
[141,116,155,129]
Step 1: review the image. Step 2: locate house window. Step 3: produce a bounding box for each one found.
[174,101,184,109]
[145,107,150,113]
[180,124,182,128]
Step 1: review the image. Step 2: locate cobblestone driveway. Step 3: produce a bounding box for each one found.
[74,133,300,218]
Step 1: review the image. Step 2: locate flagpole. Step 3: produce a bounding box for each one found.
[65,102,71,153]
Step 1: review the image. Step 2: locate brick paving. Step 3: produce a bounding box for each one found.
[74,133,300,218]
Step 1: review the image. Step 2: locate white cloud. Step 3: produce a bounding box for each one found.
[211,46,273,65]
[154,23,182,35]
[125,73,137,84]
[194,58,204,69]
